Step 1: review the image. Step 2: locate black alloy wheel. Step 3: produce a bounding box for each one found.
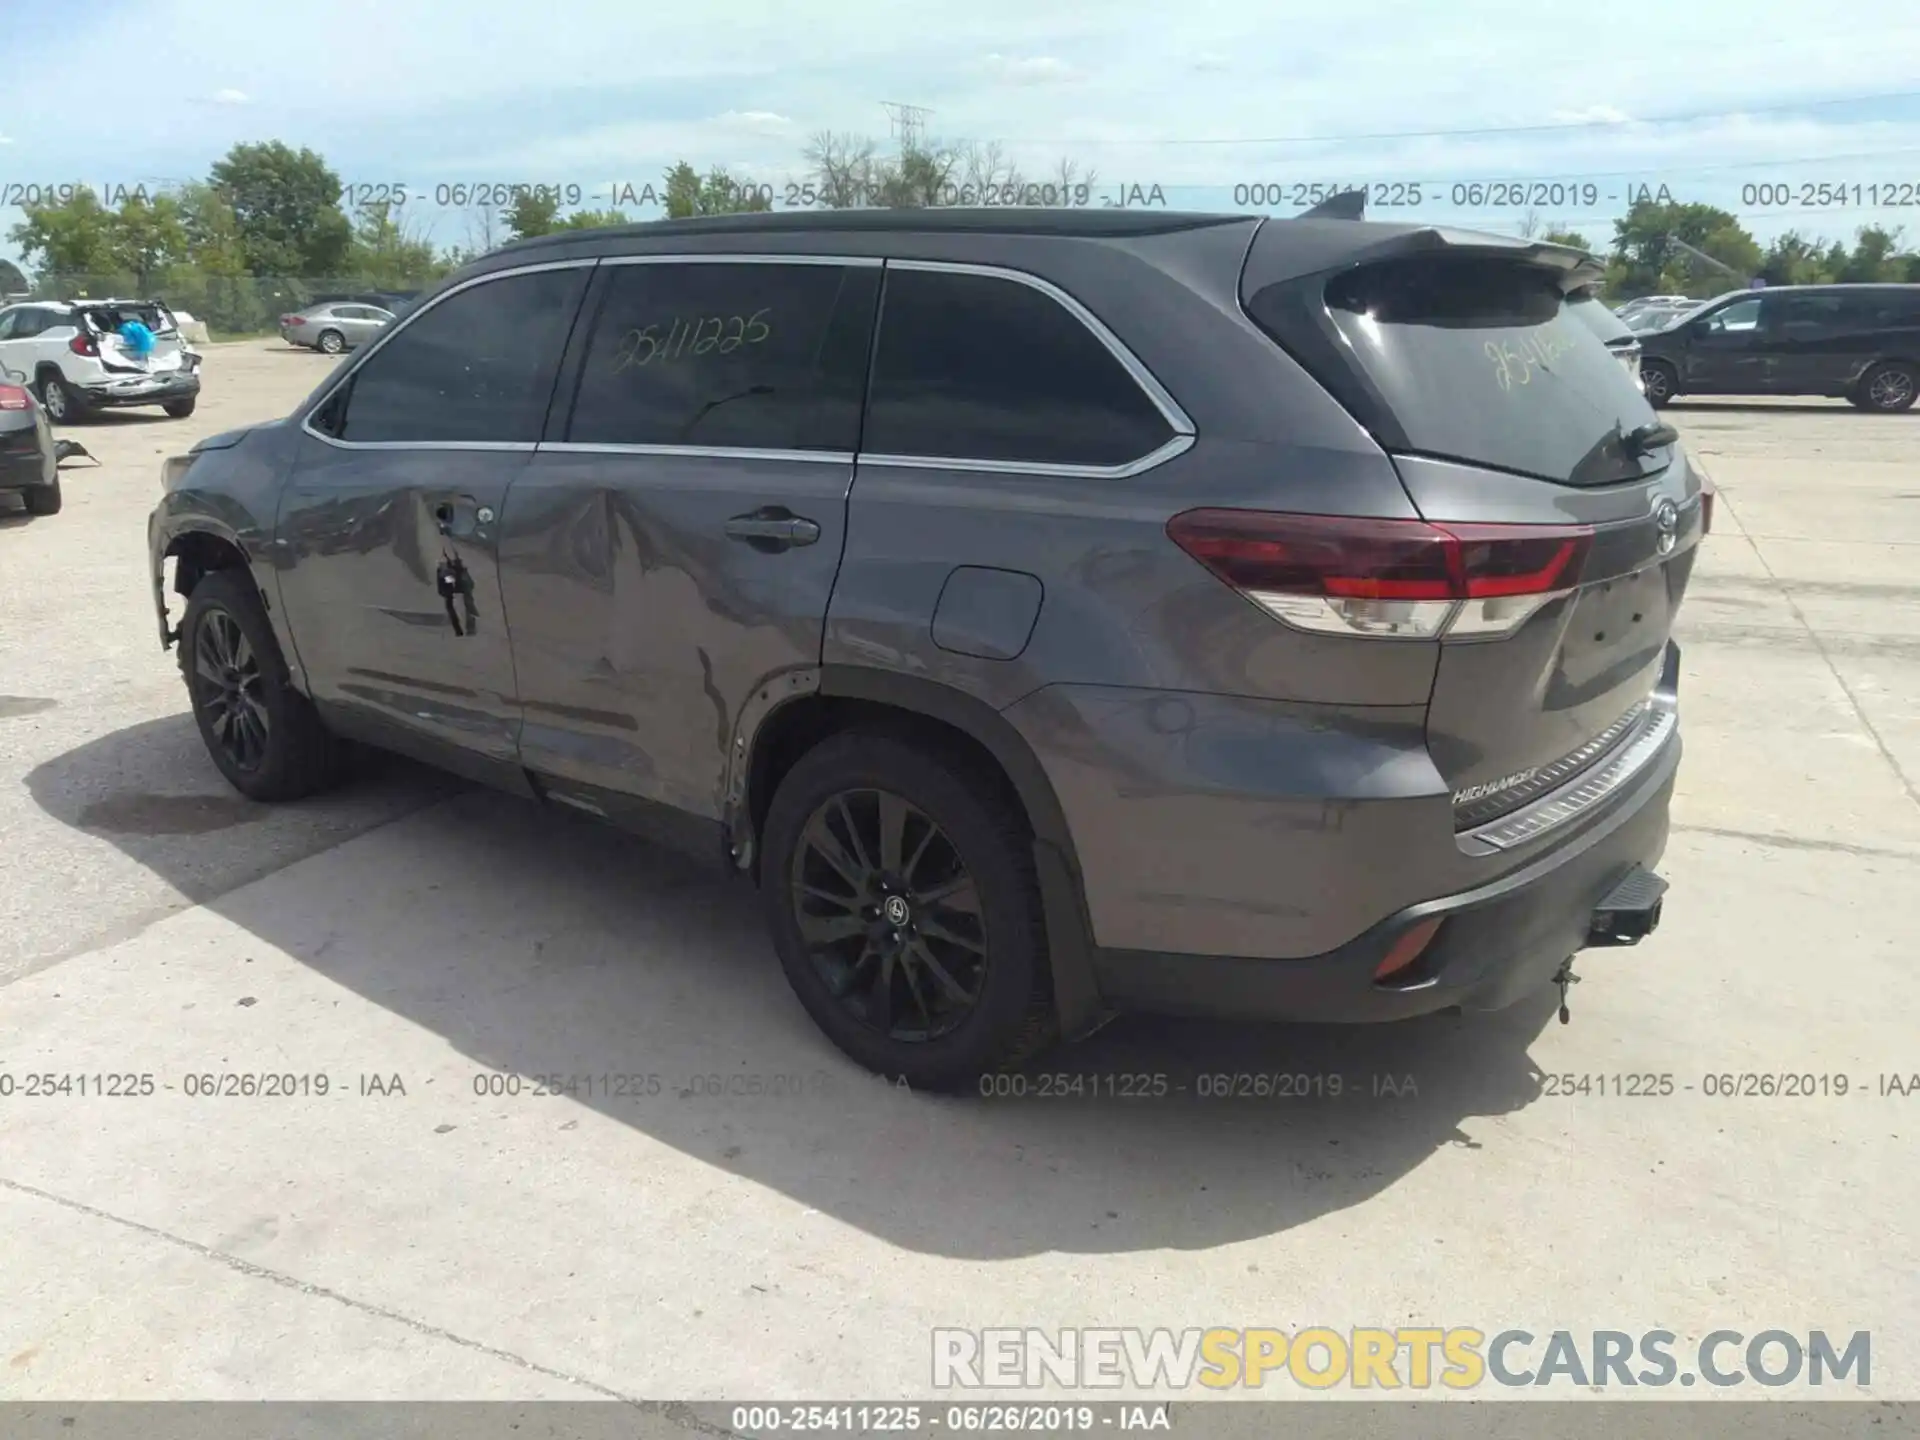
[759,730,1058,1088]
[791,787,989,1043]
[192,607,271,772]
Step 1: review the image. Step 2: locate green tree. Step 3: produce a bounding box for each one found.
[7,188,120,275]
[1608,200,1762,297]
[555,208,631,230]
[662,162,771,219]
[1836,225,1906,283]
[1758,230,1833,287]
[107,192,190,290]
[1541,227,1593,251]
[346,202,443,285]
[208,141,353,276]
[504,188,565,240]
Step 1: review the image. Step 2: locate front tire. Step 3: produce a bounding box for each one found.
[1640,361,1677,409]
[179,569,348,802]
[22,476,62,516]
[163,398,197,419]
[759,731,1058,1091]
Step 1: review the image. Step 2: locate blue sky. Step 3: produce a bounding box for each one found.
[5,0,1920,266]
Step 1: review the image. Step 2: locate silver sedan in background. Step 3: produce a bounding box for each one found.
[279,302,394,355]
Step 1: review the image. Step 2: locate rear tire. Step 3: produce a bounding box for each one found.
[22,476,61,516]
[317,329,346,355]
[163,398,197,419]
[1856,361,1917,413]
[1640,361,1677,409]
[179,569,349,802]
[37,373,85,423]
[759,730,1059,1091]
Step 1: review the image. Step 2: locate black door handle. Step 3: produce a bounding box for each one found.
[725,508,821,550]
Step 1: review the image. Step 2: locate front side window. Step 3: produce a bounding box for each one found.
[1706,297,1762,332]
[863,267,1176,468]
[320,266,588,444]
[9,309,51,340]
[565,260,879,452]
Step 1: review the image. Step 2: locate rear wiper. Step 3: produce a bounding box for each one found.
[1621,420,1678,456]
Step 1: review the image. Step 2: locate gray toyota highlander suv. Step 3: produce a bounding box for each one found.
[148,209,1702,1089]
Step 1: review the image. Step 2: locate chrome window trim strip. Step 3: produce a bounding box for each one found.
[858,432,1196,481]
[599,253,883,268]
[298,256,601,450]
[1457,701,1678,856]
[538,443,853,465]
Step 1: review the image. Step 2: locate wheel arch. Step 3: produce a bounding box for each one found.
[735,665,1107,1039]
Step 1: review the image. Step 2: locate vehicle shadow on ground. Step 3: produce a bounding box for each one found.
[26,714,1563,1259]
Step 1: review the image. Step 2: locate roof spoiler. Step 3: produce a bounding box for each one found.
[1246,219,1610,295]
[1298,189,1368,221]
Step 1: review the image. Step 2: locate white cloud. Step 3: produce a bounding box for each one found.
[0,133,14,145]
[1551,104,1632,125]
[983,53,1080,85]
[1189,51,1230,72]
[715,109,794,134]
[208,88,250,105]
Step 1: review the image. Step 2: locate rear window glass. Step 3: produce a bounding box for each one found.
[1248,256,1663,486]
[83,304,175,335]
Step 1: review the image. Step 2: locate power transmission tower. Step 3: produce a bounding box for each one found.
[881,101,932,153]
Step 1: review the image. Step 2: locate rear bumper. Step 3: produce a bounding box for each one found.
[0,433,55,490]
[80,371,201,408]
[1091,738,1676,1023]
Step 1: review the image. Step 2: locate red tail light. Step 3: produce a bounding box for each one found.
[0,384,30,411]
[70,333,99,356]
[284,315,306,327]
[1166,510,1594,641]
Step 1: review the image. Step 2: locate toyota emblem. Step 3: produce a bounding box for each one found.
[883,895,911,926]
[1654,499,1679,555]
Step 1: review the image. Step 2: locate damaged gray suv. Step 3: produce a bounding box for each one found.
[149,209,1701,1088]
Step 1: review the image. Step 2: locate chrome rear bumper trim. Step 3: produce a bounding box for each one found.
[1456,700,1677,856]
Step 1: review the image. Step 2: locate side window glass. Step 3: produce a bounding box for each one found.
[328,267,588,444]
[10,309,47,339]
[0,311,16,341]
[566,261,879,452]
[1712,297,1762,332]
[864,268,1175,468]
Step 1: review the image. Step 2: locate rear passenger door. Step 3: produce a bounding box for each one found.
[1763,292,1855,394]
[500,254,879,833]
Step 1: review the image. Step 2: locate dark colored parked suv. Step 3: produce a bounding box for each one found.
[1637,283,1920,411]
[149,210,1701,1088]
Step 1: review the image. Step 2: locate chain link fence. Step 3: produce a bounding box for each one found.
[29,274,430,338]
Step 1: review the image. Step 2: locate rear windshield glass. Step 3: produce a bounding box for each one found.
[82,303,175,335]
[1248,255,1664,486]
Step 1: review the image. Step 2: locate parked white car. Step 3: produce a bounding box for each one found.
[0,298,202,422]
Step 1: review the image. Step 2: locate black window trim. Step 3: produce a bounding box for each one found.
[541,252,884,467]
[299,257,600,452]
[859,258,1196,480]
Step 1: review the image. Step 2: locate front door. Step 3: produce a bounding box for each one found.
[1681,294,1772,395]
[273,262,592,773]
[500,255,881,831]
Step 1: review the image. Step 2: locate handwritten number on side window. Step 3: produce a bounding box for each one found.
[613,310,771,372]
